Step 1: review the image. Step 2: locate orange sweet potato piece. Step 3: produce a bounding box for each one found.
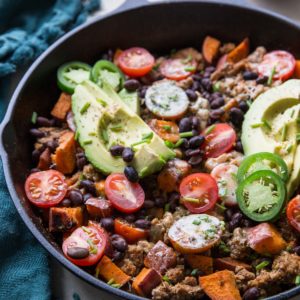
[199,270,242,300]
[227,38,249,63]
[52,131,76,174]
[214,257,252,272]
[95,180,106,196]
[294,60,300,78]
[132,268,161,296]
[49,207,83,232]
[202,36,221,64]
[86,197,113,218]
[51,92,72,120]
[96,255,130,287]
[37,147,51,170]
[247,223,287,255]
[185,254,213,275]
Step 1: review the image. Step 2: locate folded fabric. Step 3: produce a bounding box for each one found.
[0,1,99,299]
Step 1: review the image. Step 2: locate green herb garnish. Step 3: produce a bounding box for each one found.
[262,119,271,130]
[110,125,123,132]
[181,54,192,64]
[182,197,200,203]
[31,111,38,124]
[97,98,107,107]
[191,269,198,276]
[163,125,172,132]
[75,131,80,141]
[205,124,216,135]
[164,203,170,212]
[83,140,93,145]
[215,202,226,211]
[255,260,270,271]
[212,82,220,92]
[219,241,230,253]
[184,66,196,72]
[174,138,184,148]
[251,122,264,129]
[101,129,109,143]
[192,219,201,225]
[281,123,287,141]
[267,66,277,85]
[162,275,171,284]
[87,239,97,254]
[165,140,175,149]
[80,102,91,114]
[295,275,300,285]
[179,131,194,138]
[142,132,154,141]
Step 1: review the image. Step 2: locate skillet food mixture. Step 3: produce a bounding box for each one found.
[25,36,300,299]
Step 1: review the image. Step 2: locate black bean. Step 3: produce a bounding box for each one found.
[210,108,224,120]
[179,118,192,133]
[210,92,223,102]
[181,138,190,149]
[100,218,115,232]
[110,145,125,157]
[201,78,212,91]
[112,250,125,262]
[202,91,211,100]
[188,155,203,166]
[135,219,151,229]
[154,196,166,208]
[80,180,96,194]
[224,208,235,221]
[243,71,258,81]
[235,140,244,153]
[294,246,300,255]
[76,156,87,170]
[138,86,147,98]
[136,208,147,219]
[239,101,249,113]
[210,97,225,109]
[36,116,53,127]
[243,287,260,300]
[202,72,211,78]
[124,166,139,182]
[68,189,83,206]
[192,129,199,136]
[83,193,93,203]
[124,79,140,92]
[32,149,41,163]
[192,74,202,81]
[61,198,72,207]
[45,140,59,152]
[30,128,46,138]
[169,191,180,203]
[229,107,244,127]
[186,89,197,101]
[185,148,201,157]
[67,247,89,259]
[191,116,200,130]
[124,214,136,223]
[228,212,243,232]
[122,147,134,163]
[143,200,155,209]
[30,168,40,174]
[111,234,128,252]
[241,218,254,228]
[205,66,216,73]
[191,80,201,92]
[189,136,205,149]
[256,76,268,85]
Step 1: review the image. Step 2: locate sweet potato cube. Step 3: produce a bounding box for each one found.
[202,35,221,64]
[144,241,177,275]
[227,38,249,63]
[37,147,51,170]
[49,207,83,232]
[51,92,72,120]
[132,268,161,296]
[52,131,76,174]
[214,257,252,272]
[247,223,287,255]
[199,270,242,300]
[96,255,130,287]
[86,197,113,218]
[94,180,106,196]
[294,60,300,79]
[185,254,213,275]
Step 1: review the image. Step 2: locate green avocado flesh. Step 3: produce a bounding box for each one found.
[242,79,300,196]
[72,80,175,177]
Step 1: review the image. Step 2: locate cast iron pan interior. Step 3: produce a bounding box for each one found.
[1,1,300,299]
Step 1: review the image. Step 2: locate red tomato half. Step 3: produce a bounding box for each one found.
[62,224,107,266]
[287,196,300,233]
[180,173,218,213]
[118,47,154,77]
[160,58,197,81]
[258,50,296,81]
[25,170,67,208]
[202,123,236,158]
[105,173,145,213]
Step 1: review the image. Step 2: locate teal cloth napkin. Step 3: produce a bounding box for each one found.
[0,0,99,299]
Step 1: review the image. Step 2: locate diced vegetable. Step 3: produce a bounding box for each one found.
[199,270,242,300]
[148,119,180,143]
[132,268,162,296]
[52,131,76,174]
[294,60,300,78]
[185,254,213,275]
[144,241,177,274]
[95,255,130,286]
[287,195,300,233]
[247,223,287,255]
[94,180,106,196]
[51,92,72,120]
[214,257,252,272]
[202,36,221,64]
[49,207,83,232]
[227,38,249,63]
[85,197,113,218]
[37,148,51,170]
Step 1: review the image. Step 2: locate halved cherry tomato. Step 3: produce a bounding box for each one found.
[287,196,300,233]
[258,50,296,81]
[179,173,218,213]
[105,173,145,213]
[115,218,148,243]
[160,58,197,81]
[62,224,107,266]
[118,47,154,77]
[148,119,180,143]
[202,123,236,158]
[24,170,67,208]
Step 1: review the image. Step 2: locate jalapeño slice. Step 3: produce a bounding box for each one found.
[57,61,91,94]
[236,170,286,222]
[237,152,288,183]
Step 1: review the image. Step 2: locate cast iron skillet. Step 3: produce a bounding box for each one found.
[1,1,300,299]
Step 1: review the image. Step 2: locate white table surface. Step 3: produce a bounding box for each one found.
[52,0,300,299]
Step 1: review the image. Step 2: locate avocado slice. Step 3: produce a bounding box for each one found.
[242,79,300,196]
[118,88,140,115]
[72,80,175,177]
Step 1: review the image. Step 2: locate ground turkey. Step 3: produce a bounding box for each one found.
[35,127,67,150]
[228,227,252,260]
[249,252,300,289]
[152,276,203,300]
[235,266,255,292]
[117,240,154,276]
